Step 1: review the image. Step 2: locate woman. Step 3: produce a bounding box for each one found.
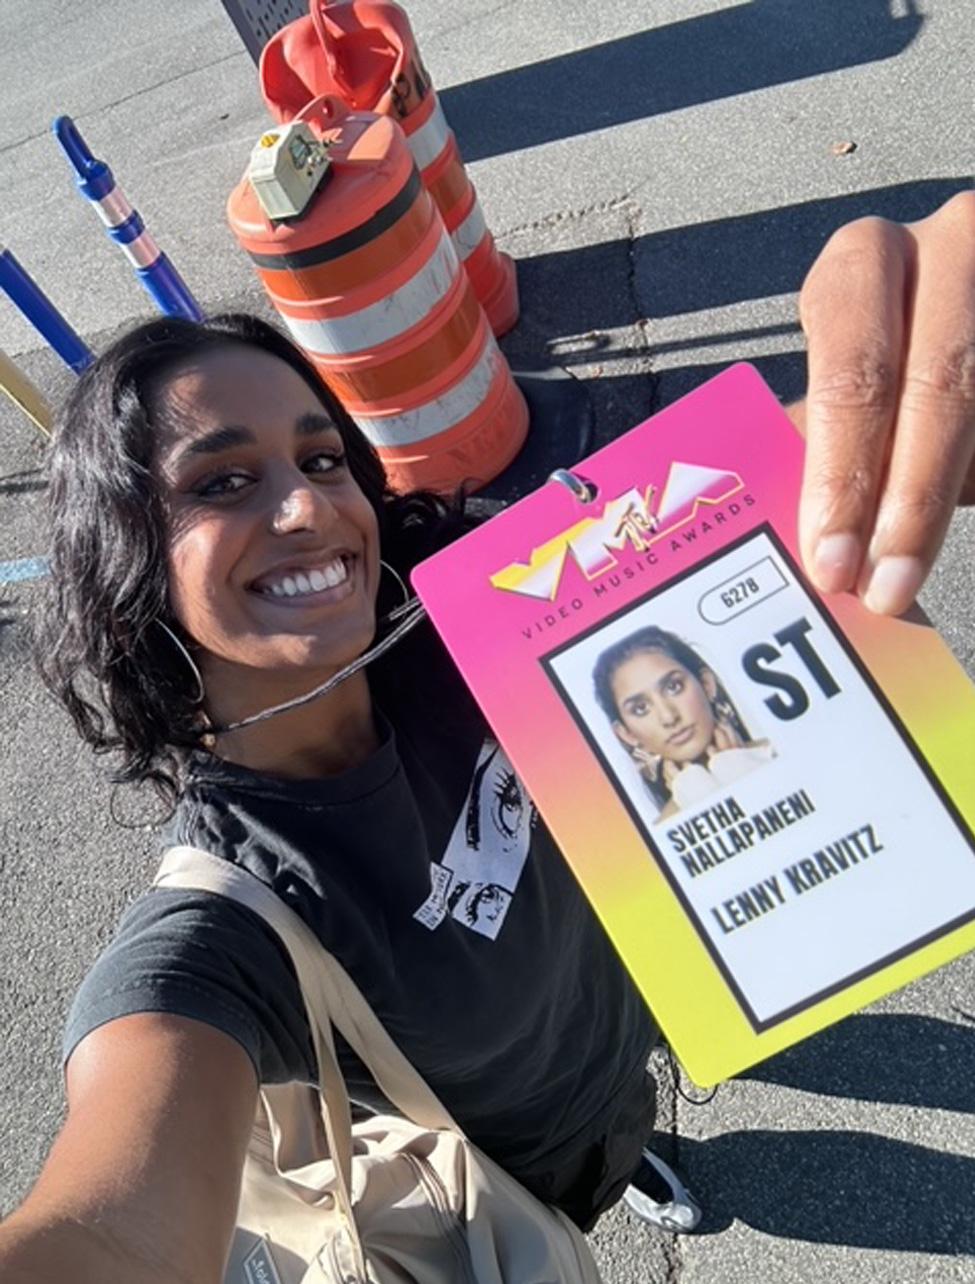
[1,312,694,1284]
[593,627,774,819]
[3,190,974,1280]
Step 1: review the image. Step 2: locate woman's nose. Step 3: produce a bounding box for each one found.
[660,699,680,726]
[271,477,332,535]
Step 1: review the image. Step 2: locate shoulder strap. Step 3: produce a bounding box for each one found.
[155,845,459,1134]
[155,846,367,1272]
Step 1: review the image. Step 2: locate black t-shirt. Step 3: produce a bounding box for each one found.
[64,627,657,1196]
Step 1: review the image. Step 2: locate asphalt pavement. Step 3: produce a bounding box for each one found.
[1,2,974,1281]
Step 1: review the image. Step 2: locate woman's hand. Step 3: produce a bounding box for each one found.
[793,190,975,616]
[660,755,682,794]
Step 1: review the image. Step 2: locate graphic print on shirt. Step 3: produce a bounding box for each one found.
[413,740,535,939]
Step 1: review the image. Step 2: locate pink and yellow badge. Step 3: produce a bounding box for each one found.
[411,364,975,1084]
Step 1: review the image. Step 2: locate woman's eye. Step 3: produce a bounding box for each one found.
[303,450,345,476]
[195,471,253,498]
[665,677,684,695]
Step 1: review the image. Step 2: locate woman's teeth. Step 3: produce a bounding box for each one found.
[263,558,349,598]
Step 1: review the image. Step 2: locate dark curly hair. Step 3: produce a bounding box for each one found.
[34,313,473,803]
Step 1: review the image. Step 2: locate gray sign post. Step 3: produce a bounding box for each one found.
[219,0,308,61]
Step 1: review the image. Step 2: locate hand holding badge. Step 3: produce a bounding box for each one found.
[412,364,975,1085]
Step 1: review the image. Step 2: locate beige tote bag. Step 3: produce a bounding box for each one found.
[156,846,604,1284]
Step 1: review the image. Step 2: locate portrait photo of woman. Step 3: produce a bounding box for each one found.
[592,626,775,821]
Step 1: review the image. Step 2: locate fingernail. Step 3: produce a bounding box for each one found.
[863,555,926,616]
[813,533,861,593]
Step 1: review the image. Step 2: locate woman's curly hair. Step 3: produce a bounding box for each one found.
[34,313,473,804]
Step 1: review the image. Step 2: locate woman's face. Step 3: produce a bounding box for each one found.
[611,649,717,764]
[153,344,380,688]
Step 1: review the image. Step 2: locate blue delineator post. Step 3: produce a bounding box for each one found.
[53,115,205,323]
[0,246,94,373]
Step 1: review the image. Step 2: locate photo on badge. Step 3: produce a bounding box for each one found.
[554,609,777,825]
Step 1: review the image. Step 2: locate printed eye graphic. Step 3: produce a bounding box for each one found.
[465,883,508,926]
[492,769,524,840]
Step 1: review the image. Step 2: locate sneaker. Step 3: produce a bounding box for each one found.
[623,1147,702,1233]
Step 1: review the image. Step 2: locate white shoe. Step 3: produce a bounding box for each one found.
[623,1147,702,1233]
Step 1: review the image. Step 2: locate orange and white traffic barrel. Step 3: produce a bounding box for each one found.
[259,0,519,337]
[227,97,528,495]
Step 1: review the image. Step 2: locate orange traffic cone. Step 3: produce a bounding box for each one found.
[227,97,528,495]
[260,0,519,337]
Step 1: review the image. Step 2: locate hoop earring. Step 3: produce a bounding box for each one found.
[378,559,417,625]
[628,743,663,783]
[712,694,735,723]
[155,620,205,706]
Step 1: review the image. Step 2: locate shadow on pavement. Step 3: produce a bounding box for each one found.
[514,179,972,338]
[650,350,807,411]
[635,179,973,320]
[676,1128,975,1253]
[504,179,974,421]
[0,468,45,497]
[441,0,924,162]
[742,1012,975,1114]
[654,1014,975,1251]
[0,596,27,659]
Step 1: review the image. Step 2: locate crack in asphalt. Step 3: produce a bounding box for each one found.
[497,193,659,431]
[619,197,659,421]
[654,1051,684,1284]
[498,194,635,240]
[620,199,653,347]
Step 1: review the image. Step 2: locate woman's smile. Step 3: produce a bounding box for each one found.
[154,345,381,690]
[250,551,356,603]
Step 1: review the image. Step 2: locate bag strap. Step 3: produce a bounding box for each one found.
[155,845,462,1280]
[155,846,460,1135]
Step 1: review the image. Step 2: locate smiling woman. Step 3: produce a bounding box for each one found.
[35,316,385,791]
[10,312,684,1282]
[153,342,384,776]
[5,190,975,1283]
[35,315,458,788]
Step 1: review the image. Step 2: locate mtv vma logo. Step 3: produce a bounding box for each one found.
[490,462,744,601]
